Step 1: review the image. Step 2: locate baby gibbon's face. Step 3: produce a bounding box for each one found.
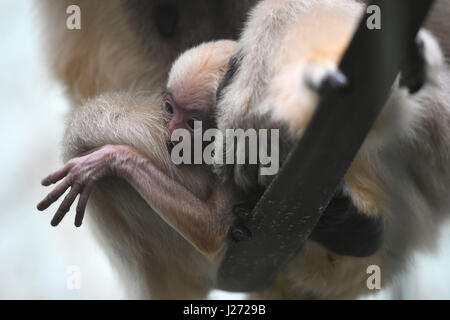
[164,40,236,141]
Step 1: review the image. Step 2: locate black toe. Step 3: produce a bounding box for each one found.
[233,205,252,220]
[318,70,349,95]
[400,36,426,94]
[230,223,252,242]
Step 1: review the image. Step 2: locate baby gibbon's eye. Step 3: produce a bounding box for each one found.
[164,101,174,115]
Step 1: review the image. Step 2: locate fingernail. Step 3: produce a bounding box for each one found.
[230,224,252,242]
[233,206,251,220]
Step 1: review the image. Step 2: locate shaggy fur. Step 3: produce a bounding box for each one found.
[38,0,450,299]
[215,0,450,299]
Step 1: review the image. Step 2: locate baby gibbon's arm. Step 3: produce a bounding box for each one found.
[37,145,234,258]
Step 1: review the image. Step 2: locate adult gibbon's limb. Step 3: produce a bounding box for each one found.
[216,0,450,299]
[167,39,387,258]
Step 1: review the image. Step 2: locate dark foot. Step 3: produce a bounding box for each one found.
[317,70,349,96]
[228,187,265,242]
[310,191,384,257]
[400,36,426,94]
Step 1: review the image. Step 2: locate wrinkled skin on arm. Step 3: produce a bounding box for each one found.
[38,144,236,258]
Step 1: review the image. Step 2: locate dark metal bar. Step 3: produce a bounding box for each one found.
[217,0,435,292]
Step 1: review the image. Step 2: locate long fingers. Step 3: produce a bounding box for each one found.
[75,185,93,227]
[50,183,82,227]
[41,163,73,186]
[37,178,73,211]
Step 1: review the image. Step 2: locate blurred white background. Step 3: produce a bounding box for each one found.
[0,0,449,300]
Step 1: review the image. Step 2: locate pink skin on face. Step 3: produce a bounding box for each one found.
[164,93,198,137]
[163,92,215,148]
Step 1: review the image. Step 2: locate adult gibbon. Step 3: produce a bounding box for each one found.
[38,0,450,299]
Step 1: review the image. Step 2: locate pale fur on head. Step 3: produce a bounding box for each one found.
[168,40,237,109]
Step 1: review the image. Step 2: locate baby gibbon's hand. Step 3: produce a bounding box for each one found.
[37,145,120,227]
